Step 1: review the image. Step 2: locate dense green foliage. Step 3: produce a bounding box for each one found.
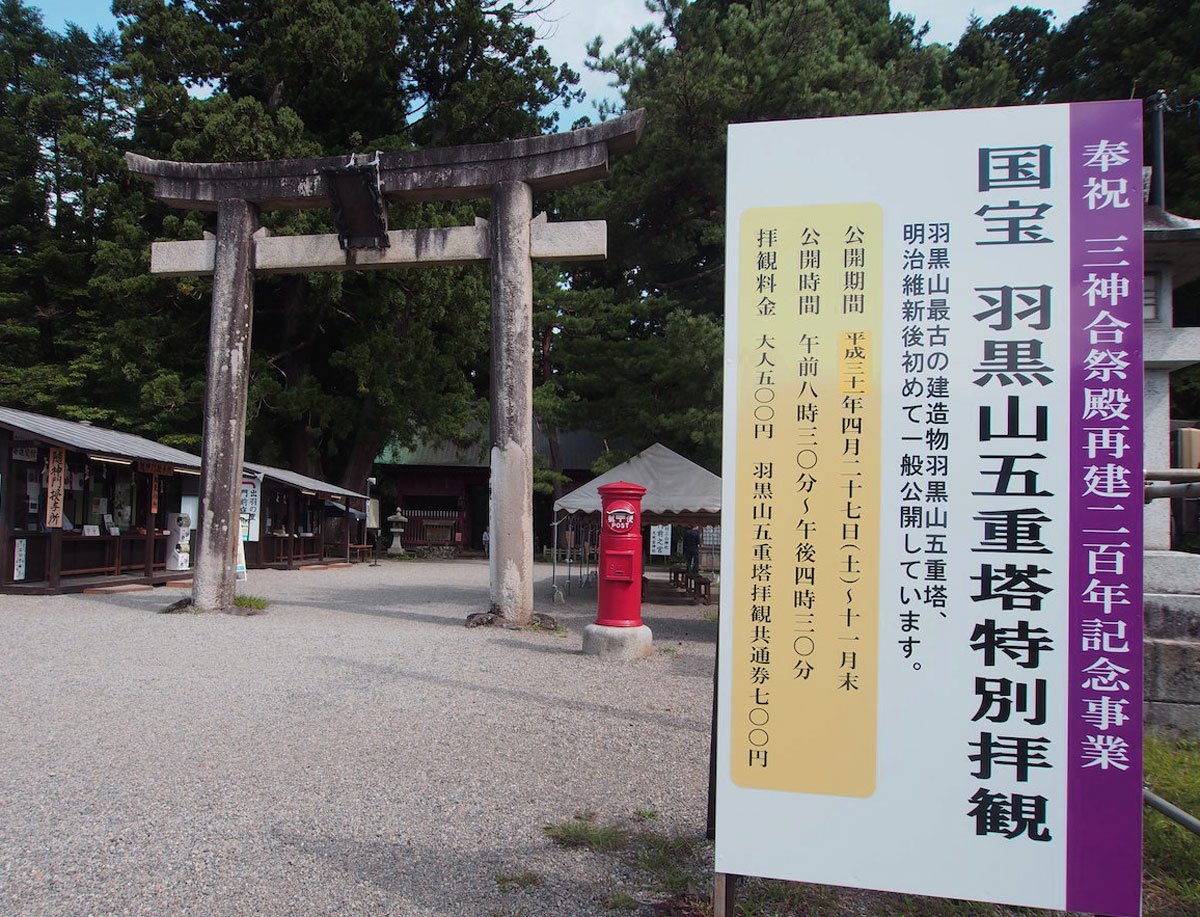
[2,0,1199,481]
[1142,734,1200,914]
[547,0,1200,469]
[1,0,578,482]
[552,0,948,471]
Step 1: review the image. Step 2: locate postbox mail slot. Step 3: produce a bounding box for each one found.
[605,551,635,582]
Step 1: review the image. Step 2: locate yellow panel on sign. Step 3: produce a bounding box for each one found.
[731,204,882,797]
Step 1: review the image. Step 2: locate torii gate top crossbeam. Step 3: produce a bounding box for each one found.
[125,110,645,211]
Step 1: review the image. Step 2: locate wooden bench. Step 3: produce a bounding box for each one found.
[348,543,372,562]
[687,573,712,605]
[670,565,688,588]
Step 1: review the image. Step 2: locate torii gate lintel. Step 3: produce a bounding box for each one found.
[123,110,644,211]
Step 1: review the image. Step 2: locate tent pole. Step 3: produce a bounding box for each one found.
[585,518,595,583]
[552,511,559,588]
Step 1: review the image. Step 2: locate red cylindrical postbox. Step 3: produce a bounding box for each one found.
[595,481,646,627]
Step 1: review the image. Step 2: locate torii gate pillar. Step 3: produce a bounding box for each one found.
[125,111,645,620]
[489,181,534,618]
[193,198,258,614]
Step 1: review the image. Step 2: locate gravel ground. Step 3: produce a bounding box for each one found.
[0,559,717,917]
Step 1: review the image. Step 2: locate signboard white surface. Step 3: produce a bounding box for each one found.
[719,103,1143,916]
[240,477,261,542]
[649,525,672,556]
[236,536,247,583]
[181,496,199,531]
[13,538,26,581]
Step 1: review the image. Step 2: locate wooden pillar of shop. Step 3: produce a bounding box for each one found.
[192,199,258,611]
[0,430,10,584]
[286,490,296,569]
[47,526,62,589]
[341,497,351,561]
[143,474,157,578]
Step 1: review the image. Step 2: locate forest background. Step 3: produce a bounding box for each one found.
[1,0,1198,495]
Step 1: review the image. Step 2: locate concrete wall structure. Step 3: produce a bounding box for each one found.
[1142,204,1200,734]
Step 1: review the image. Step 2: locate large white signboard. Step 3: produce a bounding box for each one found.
[719,102,1143,917]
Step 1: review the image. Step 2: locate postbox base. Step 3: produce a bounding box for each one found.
[582,623,653,660]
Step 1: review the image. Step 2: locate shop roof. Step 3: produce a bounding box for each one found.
[553,442,721,523]
[0,406,202,468]
[0,406,365,500]
[245,462,366,500]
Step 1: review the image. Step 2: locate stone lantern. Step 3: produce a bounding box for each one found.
[387,509,407,556]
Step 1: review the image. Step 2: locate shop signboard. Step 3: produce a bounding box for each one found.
[650,525,672,556]
[45,447,65,529]
[13,538,26,581]
[240,476,261,542]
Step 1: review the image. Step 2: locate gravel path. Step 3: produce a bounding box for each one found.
[0,559,717,917]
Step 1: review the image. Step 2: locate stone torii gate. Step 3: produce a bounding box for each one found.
[125,110,645,618]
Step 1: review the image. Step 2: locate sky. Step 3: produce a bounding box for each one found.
[34,0,1090,121]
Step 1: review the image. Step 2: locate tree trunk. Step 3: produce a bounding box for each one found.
[278,275,321,477]
[539,315,565,499]
[339,409,384,494]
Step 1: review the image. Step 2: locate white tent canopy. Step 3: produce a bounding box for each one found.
[553,442,721,523]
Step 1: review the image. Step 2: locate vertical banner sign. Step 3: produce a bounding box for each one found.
[45,447,65,529]
[240,477,261,542]
[235,536,248,582]
[13,538,27,581]
[719,102,1143,917]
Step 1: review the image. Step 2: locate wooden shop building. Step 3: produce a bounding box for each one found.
[0,407,366,593]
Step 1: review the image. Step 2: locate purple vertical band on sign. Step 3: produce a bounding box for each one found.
[1067,99,1144,917]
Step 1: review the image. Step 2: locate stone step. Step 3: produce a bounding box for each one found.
[1144,593,1200,640]
[1144,636,1200,732]
[1145,699,1200,733]
[1144,549,1200,595]
[1145,638,1200,704]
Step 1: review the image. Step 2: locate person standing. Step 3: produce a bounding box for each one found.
[482,528,490,557]
[682,523,701,574]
